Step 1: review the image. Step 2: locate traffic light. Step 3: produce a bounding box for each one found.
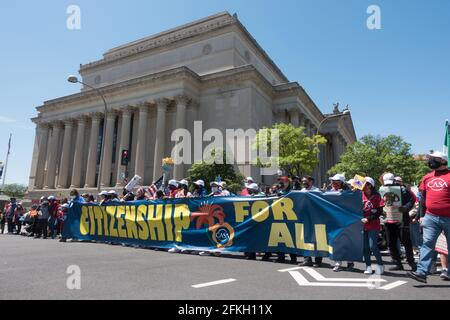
[121,150,130,166]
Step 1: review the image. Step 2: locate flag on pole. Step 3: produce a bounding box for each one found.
[7,134,11,155]
[148,176,164,199]
[444,120,450,168]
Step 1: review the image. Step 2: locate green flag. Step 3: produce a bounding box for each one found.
[445,120,450,168]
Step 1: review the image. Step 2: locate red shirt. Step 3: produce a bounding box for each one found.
[419,170,450,218]
[362,193,384,231]
[240,188,250,196]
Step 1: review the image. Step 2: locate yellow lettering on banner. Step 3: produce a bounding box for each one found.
[108,206,118,238]
[268,223,295,248]
[148,205,165,241]
[251,201,270,222]
[101,207,109,236]
[315,224,333,253]
[234,202,250,222]
[116,206,127,239]
[80,206,89,236]
[295,223,315,251]
[88,207,96,235]
[125,206,138,240]
[173,204,191,242]
[272,198,297,221]
[165,204,174,241]
[93,206,104,236]
[136,205,149,241]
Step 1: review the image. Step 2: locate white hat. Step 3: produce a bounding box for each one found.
[364,177,375,187]
[394,176,403,183]
[428,151,448,162]
[246,177,254,182]
[347,179,355,185]
[48,196,56,200]
[247,183,259,191]
[329,174,345,182]
[168,179,179,187]
[99,191,108,196]
[194,180,205,187]
[219,181,227,187]
[108,190,117,195]
[383,173,395,185]
[179,179,189,186]
[210,181,219,187]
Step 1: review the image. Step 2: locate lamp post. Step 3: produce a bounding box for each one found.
[68,75,108,194]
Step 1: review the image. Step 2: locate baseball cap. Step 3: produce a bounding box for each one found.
[194,180,205,187]
[278,176,290,182]
[329,174,345,182]
[168,179,179,187]
[364,177,376,187]
[247,183,259,191]
[428,151,448,162]
[383,173,395,185]
[246,177,254,182]
[179,179,189,187]
[99,191,108,197]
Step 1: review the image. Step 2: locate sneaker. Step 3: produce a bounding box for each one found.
[333,264,343,272]
[299,260,313,267]
[364,266,373,275]
[407,271,427,283]
[168,247,181,253]
[440,269,450,281]
[313,263,322,268]
[347,263,356,272]
[375,265,385,275]
[409,263,418,272]
[199,251,211,256]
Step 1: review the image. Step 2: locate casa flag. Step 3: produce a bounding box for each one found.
[445,120,450,168]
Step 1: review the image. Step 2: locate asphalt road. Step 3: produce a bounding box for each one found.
[1,234,449,300]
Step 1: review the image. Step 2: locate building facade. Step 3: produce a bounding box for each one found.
[28,12,356,199]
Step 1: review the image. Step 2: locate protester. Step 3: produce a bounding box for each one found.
[381,173,417,272]
[5,198,17,234]
[209,181,222,197]
[219,182,232,196]
[69,189,85,204]
[192,180,208,197]
[35,197,50,239]
[327,174,355,272]
[167,180,179,198]
[240,177,254,196]
[408,151,450,283]
[361,177,385,275]
[14,202,25,235]
[435,233,448,280]
[292,176,302,190]
[134,187,148,201]
[0,209,5,234]
[48,196,59,239]
[409,191,423,255]
[98,191,109,205]
[277,176,292,196]
[300,176,320,192]
[176,180,193,198]
[108,190,120,202]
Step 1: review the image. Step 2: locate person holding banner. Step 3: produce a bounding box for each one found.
[176,180,193,198]
[192,180,208,198]
[361,177,385,275]
[168,180,180,198]
[380,173,416,272]
[409,151,450,283]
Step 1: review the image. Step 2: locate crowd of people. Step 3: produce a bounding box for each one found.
[1,151,448,283]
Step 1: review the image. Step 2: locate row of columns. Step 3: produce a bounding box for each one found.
[33,95,192,190]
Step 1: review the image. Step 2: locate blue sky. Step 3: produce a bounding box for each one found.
[0,0,449,185]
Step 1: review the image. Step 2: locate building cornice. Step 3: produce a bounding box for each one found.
[78,12,288,83]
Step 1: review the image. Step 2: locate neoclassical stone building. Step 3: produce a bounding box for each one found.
[28,12,356,199]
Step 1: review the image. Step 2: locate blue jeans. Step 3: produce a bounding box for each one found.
[417,214,450,276]
[363,230,383,267]
[410,222,423,248]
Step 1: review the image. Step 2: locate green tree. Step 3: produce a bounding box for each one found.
[1,184,27,198]
[254,123,327,177]
[329,135,430,186]
[186,150,245,194]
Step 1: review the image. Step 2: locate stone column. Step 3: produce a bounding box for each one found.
[173,95,191,180]
[134,103,150,181]
[290,109,300,127]
[84,113,102,188]
[57,119,74,189]
[116,107,133,187]
[332,133,341,163]
[100,111,117,187]
[153,99,169,181]
[273,110,284,124]
[44,122,62,190]
[70,116,88,188]
[34,123,50,189]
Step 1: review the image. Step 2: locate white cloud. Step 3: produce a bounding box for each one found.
[0,116,16,123]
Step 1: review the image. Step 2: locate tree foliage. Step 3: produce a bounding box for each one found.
[186,150,245,194]
[329,135,430,186]
[254,123,327,177]
[1,184,27,198]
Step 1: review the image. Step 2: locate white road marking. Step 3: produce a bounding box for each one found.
[192,278,237,289]
[289,271,377,288]
[378,281,408,291]
[278,266,302,273]
[302,267,386,282]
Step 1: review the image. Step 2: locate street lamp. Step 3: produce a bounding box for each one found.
[68,75,108,194]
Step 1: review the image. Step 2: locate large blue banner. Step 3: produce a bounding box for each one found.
[63,191,364,261]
